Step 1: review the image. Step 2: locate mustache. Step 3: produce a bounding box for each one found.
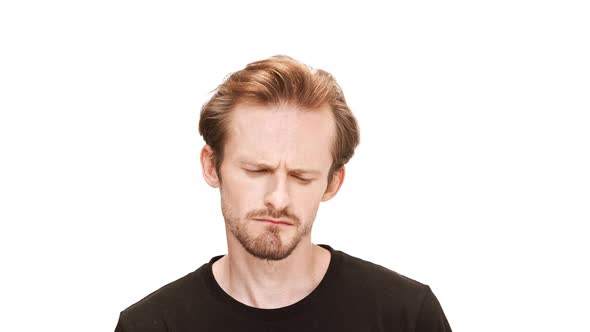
[246,209,299,224]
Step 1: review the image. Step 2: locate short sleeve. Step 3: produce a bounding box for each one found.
[415,286,452,332]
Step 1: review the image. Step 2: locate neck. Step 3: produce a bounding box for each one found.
[212,239,331,309]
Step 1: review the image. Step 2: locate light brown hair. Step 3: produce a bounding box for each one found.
[198,55,360,186]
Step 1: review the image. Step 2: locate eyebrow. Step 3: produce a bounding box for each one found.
[238,159,321,175]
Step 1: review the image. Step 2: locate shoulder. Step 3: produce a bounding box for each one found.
[335,250,432,305]
[333,250,451,330]
[338,250,427,289]
[116,265,206,331]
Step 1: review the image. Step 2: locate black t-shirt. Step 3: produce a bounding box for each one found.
[115,244,452,331]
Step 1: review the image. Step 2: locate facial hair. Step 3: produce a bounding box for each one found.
[220,194,313,261]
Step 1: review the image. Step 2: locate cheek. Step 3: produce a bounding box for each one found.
[291,187,324,218]
[223,176,265,212]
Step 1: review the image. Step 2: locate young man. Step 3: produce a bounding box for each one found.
[115,55,452,331]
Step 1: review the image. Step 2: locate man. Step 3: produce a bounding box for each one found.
[115,55,452,331]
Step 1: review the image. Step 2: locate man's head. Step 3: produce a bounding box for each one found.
[198,55,360,261]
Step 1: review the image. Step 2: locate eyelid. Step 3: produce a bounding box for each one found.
[246,169,268,173]
[245,169,312,183]
[293,175,312,183]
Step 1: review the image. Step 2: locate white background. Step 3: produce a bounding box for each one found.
[1,1,589,331]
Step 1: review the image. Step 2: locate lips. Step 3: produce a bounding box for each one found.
[254,218,293,226]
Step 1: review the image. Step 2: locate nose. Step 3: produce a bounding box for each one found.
[264,175,290,212]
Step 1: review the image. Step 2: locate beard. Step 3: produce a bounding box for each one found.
[220,194,313,261]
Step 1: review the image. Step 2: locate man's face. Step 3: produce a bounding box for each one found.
[216,103,338,261]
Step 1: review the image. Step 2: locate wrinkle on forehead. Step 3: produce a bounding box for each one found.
[225,103,335,173]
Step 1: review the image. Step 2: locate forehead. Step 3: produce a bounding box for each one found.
[224,103,335,171]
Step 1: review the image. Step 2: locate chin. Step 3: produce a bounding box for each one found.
[242,232,301,261]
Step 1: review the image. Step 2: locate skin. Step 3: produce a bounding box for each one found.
[200,102,346,309]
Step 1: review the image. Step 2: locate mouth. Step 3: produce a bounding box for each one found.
[254,218,293,226]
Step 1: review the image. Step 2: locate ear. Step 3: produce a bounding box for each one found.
[321,166,345,202]
[200,144,221,188]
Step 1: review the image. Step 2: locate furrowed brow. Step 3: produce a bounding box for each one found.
[238,159,321,175]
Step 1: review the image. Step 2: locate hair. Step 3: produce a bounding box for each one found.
[198,55,360,186]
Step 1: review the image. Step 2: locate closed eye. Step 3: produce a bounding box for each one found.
[245,169,271,177]
[246,169,267,173]
[245,169,312,184]
[293,175,312,184]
